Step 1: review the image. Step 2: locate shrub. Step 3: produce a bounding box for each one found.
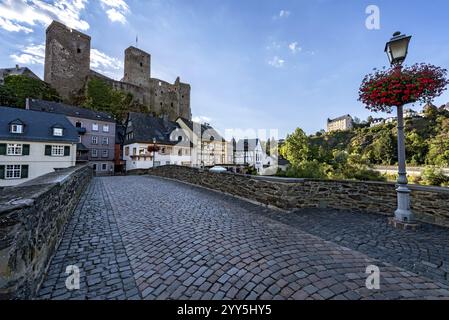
[421,166,449,186]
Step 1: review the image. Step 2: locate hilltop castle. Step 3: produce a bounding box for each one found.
[44,21,191,121]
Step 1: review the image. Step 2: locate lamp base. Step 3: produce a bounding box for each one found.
[388,217,419,231]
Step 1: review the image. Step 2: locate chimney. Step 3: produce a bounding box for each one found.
[25,98,30,110]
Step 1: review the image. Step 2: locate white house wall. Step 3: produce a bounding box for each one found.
[0,140,77,187]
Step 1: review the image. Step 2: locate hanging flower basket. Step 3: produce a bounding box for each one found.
[359,63,449,113]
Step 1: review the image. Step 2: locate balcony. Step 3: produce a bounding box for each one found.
[76,127,87,135]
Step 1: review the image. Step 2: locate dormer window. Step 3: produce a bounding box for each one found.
[52,124,64,137]
[11,124,23,134]
[53,128,63,136]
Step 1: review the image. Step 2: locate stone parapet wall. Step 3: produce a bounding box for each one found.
[0,165,92,299]
[145,165,449,227]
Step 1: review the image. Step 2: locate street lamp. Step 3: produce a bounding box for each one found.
[385,31,414,223]
[385,32,412,66]
[152,138,157,168]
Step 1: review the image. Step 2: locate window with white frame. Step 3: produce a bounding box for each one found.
[102,163,107,171]
[51,145,65,156]
[7,144,22,155]
[10,124,23,133]
[102,137,109,145]
[92,149,98,157]
[53,128,63,136]
[6,165,21,179]
[102,150,108,158]
[92,123,99,131]
[103,124,109,132]
[92,136,98,144]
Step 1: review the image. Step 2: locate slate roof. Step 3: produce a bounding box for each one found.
[0,106,78,143]
[327,114,353,123]
[27,99,115,123]
[0,66,40,83]
[177,117,225,142]
[126,112,191,147]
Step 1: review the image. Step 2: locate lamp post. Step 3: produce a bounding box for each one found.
[384,31,414,223]
[152,138,157,168]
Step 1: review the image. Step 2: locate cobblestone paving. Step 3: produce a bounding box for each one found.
[38,176,449,300]
[259,208,449,285]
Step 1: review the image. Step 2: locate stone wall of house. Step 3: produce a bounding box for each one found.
[0,165,92,299]
[146,165,449,227]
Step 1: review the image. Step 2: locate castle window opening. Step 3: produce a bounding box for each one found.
[77,48,81,54]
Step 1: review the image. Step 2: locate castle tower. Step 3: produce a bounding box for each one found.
[44,21,91,103]
[123,46,151,87]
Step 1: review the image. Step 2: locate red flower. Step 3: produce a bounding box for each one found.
[359,63,449,112]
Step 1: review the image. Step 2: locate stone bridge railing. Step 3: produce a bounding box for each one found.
[0,165,92,299]
[144,165,449,228]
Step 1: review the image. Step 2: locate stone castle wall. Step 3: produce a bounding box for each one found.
[145,165,449,227]
[44,21,191,121]
[44,21,91,103]
[0,165,92,299]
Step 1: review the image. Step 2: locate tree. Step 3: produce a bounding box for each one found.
[85,78,134,122]
[280,128,310,167]
[371,130,397,165]
[0,75,60,108]
[405,130,427,165]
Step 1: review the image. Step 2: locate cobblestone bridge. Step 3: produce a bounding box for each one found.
[38,176,449,300]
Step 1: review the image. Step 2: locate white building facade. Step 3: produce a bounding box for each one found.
[124,142,191,171]
[234,139,274,174]
[0,107,78,187]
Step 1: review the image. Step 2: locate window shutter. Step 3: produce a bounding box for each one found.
[45,145,52,156]
[22,144,30,155]
[0,144,6,155]
[64,146,70,156]
[21,165,29,179]
[0,165,4,179]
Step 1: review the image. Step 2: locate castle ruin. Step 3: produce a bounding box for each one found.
[44,21,191,121]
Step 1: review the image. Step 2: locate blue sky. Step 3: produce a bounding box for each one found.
[1,0,449,138]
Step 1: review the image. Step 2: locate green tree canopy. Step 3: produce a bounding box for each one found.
[85,78,135,122]
[280,128,310,167]
[0,75,60,108]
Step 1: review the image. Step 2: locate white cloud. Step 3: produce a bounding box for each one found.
[10,43,45,65]
[279,10,291,18]
[105,8,127,24]
[288,42,302,54]
[90,48,123,71]
[99,0,130,24]
[268,56,285,68]
[0,17,33,33]
[0,0,131,34]
[192,116,212,124]
[0,0,89,33]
